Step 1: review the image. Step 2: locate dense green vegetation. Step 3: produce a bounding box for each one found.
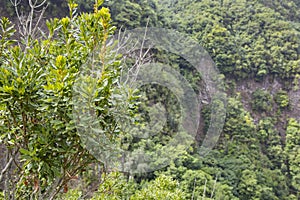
[0,0,300,199]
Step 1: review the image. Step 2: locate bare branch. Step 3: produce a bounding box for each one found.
[115,18,154,86]
[0,147,19,183]
[0,157,13,183]
[202,178,207,200]
[210,175,218,198]
[32,4,47,36]
[10,0,48,45]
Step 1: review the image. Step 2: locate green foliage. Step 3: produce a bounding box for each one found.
[257,117,284,167]
[275,89,289,108]
[91,172,136,200]
[259,0,300,22]
[131,174,185,200]
[58,189,82,200]
[0,17,15,53]
[104,0,160,29]
[285,118,300,197]
[0,2,136,198]
[180,169,235,199]
[159,0,300,83]
[238,169,259,199]
[224,96,256,143]
[251,89,272,112]
[1,0,300,199]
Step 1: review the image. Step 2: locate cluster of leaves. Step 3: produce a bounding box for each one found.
[275,89,290,108]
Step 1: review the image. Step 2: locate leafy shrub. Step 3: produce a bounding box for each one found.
[131,174,186,200]
[0,1,136,199]
[251,89,272,112]
[275,89,289,108]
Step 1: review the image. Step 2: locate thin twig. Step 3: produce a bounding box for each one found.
[0,157,13,183]
[0,147,20,183]
[210,174,218,199]
[10,0,47,45]
[202,178,207,200]
[192,178,196,200]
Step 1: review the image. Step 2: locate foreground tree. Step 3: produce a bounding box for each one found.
[0,0,136,199]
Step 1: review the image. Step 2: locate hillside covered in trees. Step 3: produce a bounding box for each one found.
[0,0,300,199]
